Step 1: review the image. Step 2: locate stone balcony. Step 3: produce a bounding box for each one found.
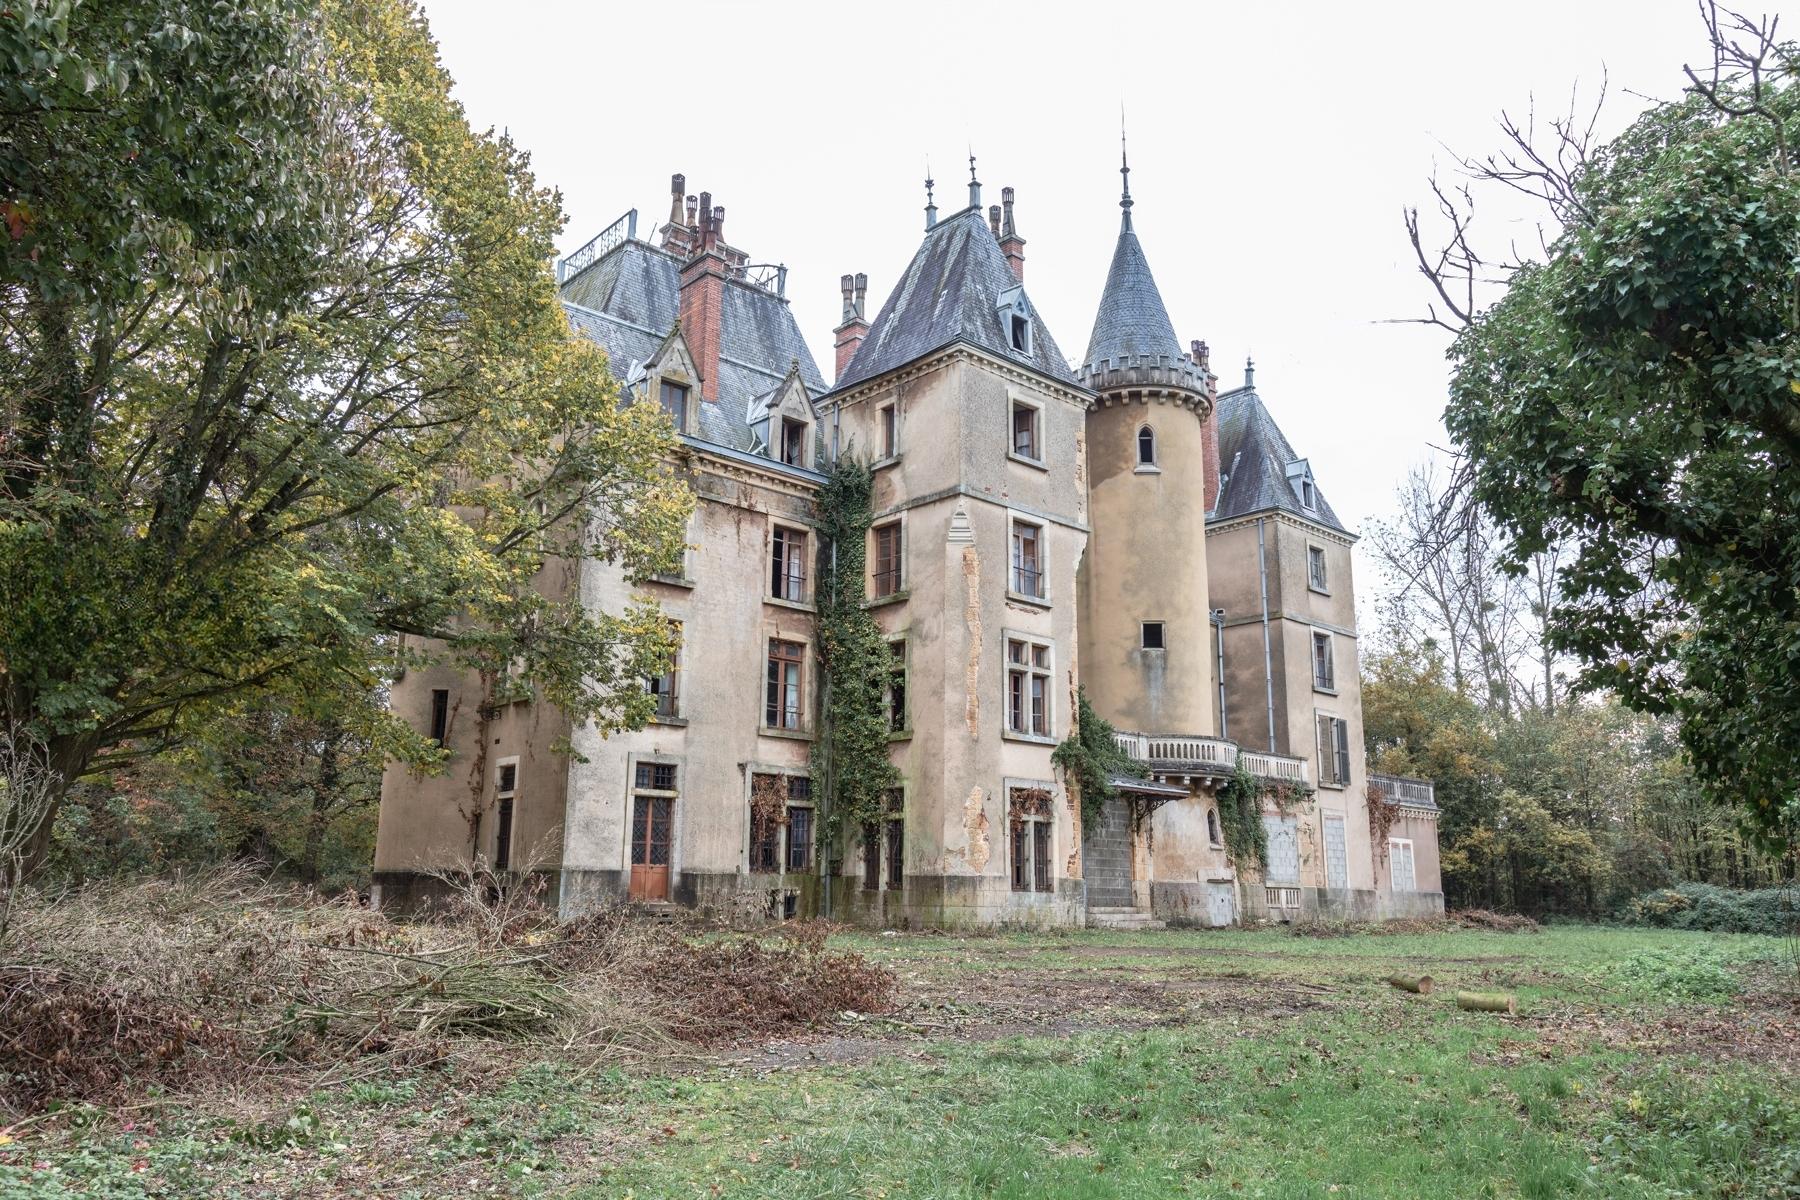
[1112,731,1310,787]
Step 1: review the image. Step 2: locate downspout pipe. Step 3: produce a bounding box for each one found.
[1256,517,1276,753]
[821,401,842,920]
[1211,608,1228,740]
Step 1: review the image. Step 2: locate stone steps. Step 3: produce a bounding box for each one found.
[1086,905,1167,931]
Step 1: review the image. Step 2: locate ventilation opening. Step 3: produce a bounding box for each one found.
[1141,621,1165,650]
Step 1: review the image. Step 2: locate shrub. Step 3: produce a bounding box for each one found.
[1603,946,1744,1001]
[1619,882,1797,937]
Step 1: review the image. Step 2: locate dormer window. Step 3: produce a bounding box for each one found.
[1010,313,1031,353]
[1285,458,1317,512]
[997,285,1032,356]
[780,417,807,467]
[658,379,689,432]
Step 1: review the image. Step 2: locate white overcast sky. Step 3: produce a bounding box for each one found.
[420,0,1707,591]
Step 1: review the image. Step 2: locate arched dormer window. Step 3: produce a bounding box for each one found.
[1136,424,1157,467]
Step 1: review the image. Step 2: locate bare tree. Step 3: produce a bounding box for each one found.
[0,723,60,945]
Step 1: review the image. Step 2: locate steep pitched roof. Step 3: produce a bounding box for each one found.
[1082,225,1181,369]
[558,239,825,453]
[835,206,1077,391]
[1211,386,1348,533]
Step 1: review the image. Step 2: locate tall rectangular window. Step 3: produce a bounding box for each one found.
[872,522,902,597]
[1324,814,1348,890]
[493,760,517,870]
[786,802,813,872]
[884,791,904,892]
[1007,638,1051,737]
[1312,631,1335,691]
[1308,545,1329,592]
[766,639,804,730]
[1390,839,1417,892]
[428,689,449,746]
[659,380,689,431]
[886,640,908,733]
[770,526,808,603]
[1011,401,1039,460]
[862,821,881,891]
[647,622,680,718]
[1316,714,1351,786]
[1010,520,1044,598]
[780,417,807,466]
[1008,788,1053,893]
[879,404,897,458]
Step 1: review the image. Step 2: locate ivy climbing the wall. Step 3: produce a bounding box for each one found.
[1216,762,1309,873]
[1052,686,1148,830]
[811,456,900,849]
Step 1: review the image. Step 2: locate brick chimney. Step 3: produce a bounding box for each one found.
[1195,339,1222,511]
[998,187,1025,282]
[833,272,870,382]
[677,189,727,402]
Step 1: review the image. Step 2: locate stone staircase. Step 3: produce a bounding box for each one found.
[1087,905,1167,931]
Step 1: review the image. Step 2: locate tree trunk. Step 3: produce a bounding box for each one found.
[302,724,343,885]
[15,732,95,876]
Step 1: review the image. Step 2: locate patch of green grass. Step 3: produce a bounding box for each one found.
[2,924,1791,1198]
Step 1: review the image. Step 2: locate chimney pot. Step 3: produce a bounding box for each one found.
[669,173,686,224]
[1001,186,1015,235]
[711,205,725,247]
[840,273,856,322]
[989,205,1002,236]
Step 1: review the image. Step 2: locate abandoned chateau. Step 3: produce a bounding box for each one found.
[373,161,1444,929]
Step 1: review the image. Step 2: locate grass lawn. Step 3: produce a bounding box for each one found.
[3,923,1795,1198]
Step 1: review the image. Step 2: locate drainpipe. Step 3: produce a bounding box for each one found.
[1211,608,1228,740]
[1256,517,1276,753]
[820,401,841,920]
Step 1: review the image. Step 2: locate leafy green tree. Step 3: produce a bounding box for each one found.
[1422,12,1800,851]
[0,0,690,866]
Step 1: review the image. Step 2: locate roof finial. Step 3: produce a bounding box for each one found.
[1244,355,1255,390]
[924,159,937,230]
[967,147,981,209]
[1119,105,1134,232]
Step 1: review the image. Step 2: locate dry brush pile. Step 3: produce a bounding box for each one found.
[0,869,895,1116]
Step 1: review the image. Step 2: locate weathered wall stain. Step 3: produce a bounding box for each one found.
[964,785,990,874]
[962,544,981,737]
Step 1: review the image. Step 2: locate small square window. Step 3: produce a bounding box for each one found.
[1141,621,1165,650]
[497,762,517,795]
[634,762,677,791]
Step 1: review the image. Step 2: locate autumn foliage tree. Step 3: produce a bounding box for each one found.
[0,0,691,867]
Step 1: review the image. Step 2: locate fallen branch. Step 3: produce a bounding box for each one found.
[1386,973,1434,994]
[1456,991,1518,1014]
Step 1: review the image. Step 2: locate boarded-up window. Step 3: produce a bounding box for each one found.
[1390,839,1416,892]
[1263,814,1300,884]
[1324,814,1348,890]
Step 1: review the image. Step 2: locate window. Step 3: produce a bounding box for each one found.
[879,403,897,459]
[1263,814,1300,884]
[765,639,804,730]
[1009,312,1031,353]
[1324,814,1348,890]
[1137,424,1156,466]
[428,688,449,746]
[1008,787,1053,893]
[1316,714,1352,786]
[770,526,808,603]
[1006,637,1052,738]
[861,820,881,891]
[786,777,814,872]
[886,640,908,733]
[780,417,807,467]
[1300,478,1316,510]
[635,761,677,791]
[1206,807,1222,847]
[1010,401,1039,460]
[1308,545,1329,592]
[1312,631,1335,691]
[750,802,780,872]
[885,792,904,892]
[1390,838,1417,892]
[1141,621,1165,650]
[659,379,689,431]
[871,522,902,597]
[1010,519,1044,598]
[494,760,517,870]
[629,762,677,888]
[647,623,680,718]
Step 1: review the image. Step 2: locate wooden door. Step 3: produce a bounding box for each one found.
[629,796,672,900]
[1208,882,1236,928]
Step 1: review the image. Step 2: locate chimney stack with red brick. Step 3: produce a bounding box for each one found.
[999,187,1025,282]
[834,272,870,382]
[678,188,727,403]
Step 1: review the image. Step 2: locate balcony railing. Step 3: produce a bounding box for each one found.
[1370,773,1437,809]
[1112,731,1309,785]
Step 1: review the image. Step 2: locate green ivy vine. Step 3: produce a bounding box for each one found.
[810,455,900,849]
[1216,762,1309,873]
[1052,686,1148,830]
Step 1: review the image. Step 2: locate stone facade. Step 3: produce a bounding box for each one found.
[370,164,1444,927]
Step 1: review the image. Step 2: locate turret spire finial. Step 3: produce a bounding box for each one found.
[967,148,981,209]
[1245,355,1256,390]
[924,158,937,231]
[1119,106,1134,231]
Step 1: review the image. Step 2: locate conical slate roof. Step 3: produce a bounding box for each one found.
[835,206,1077,391]
[1212,385,1348,534]
[1082,224,1182,369]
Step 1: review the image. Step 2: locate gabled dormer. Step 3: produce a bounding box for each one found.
[1284,458,1317,513]
[637,323,702,436]
[747,361,817,469]
[996,284,1033,356]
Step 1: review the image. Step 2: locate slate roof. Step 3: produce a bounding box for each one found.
[1082,225,1182,370]
[834,206,1077,391]
[1210,386,1349,533]
[558,239,825,453]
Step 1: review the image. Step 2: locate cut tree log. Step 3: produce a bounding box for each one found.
[1385,973,1434,994]
[1456,991,1518,1014]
